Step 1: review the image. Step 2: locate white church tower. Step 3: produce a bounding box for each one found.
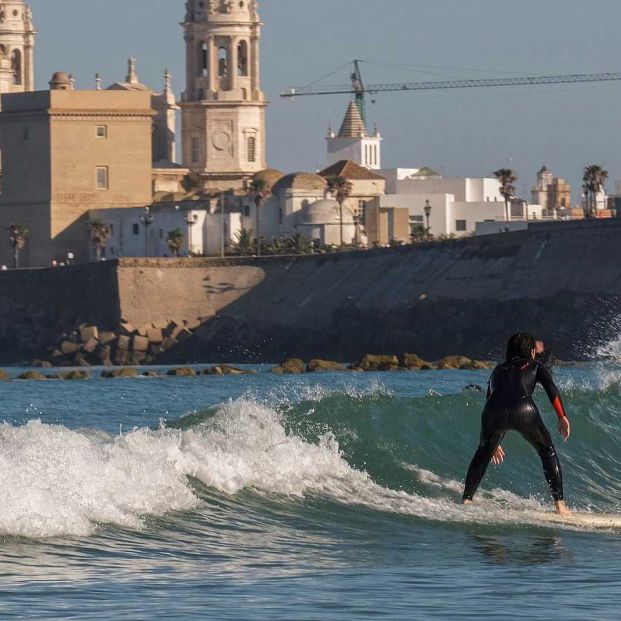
[326,101,382,170]
[180,0,267,190]
[0,1,35,97]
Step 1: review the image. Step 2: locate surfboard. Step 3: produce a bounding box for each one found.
[530,512,621,530]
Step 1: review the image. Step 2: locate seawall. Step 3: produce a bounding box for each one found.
[1,218,620,363]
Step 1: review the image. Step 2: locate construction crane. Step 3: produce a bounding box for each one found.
[281,59,621,126]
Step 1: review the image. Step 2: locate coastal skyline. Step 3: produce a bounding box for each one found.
[31,0,621,196]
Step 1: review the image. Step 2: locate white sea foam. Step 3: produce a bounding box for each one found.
[0,399,609,539]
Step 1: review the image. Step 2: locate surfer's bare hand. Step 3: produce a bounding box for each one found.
[558,416,570,441]
[491,445,505,465]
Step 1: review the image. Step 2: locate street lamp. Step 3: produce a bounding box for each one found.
[139,206,154,257]
[424,199,432,236]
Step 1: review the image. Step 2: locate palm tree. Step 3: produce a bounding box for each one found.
[327,176,354,247]
[494,169,518,223]
[89,219,112,261]
[248,177,272,257]
[166,228,185,257]
[583,165,609,218]
[8,224,29,269]
[233,228,255,256]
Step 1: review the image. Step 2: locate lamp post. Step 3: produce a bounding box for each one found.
[424,199,432,237]
[139,206,154,257]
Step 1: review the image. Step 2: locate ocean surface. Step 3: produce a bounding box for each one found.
[1,363,620,620]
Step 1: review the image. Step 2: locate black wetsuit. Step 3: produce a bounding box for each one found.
[463,356,567,502]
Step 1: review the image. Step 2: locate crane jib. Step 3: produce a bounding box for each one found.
[281,72,621,97]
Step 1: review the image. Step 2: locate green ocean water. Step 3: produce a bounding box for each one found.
[0,364,620,619]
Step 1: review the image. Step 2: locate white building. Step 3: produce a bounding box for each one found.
[91,203,241,259]
[374,175,543,239]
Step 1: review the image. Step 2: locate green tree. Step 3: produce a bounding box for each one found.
[8,224,29,269]
[248,177,272,257]
[166,228,185,257]
[583,165,609,218]
[326,176,354,247]
[494,168,518,223]
[89,219,112,261]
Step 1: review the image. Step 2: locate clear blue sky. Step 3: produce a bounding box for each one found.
[30,0,621,198]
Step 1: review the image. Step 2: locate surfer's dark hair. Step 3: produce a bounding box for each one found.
[506,333,536,361]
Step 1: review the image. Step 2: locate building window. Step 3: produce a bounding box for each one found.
[159,228,164,239]
[110,247,115,256]
[244,205,251,217]
[95,166,109,190]
[247,136,256,162]
[456,219,467,232]
[96,125,107,139]
[23,127,29,141]
[410,215,424,223]
[191,137,200,163]
[132,223,140,235]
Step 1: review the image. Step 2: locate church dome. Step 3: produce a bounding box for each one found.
[298,199,355,225]
[251,168,285,188]
[273,172,328,194]
[49,71,72,90]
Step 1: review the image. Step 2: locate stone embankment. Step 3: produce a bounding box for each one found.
[1,219,621,365]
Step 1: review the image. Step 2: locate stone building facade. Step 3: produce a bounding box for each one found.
[180,0,267,190]
[531,165,572,210]
[0,80,154,266]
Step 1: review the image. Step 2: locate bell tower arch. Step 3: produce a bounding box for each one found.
[180,0,267,190]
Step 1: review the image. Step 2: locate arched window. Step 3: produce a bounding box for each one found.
[218,46,228,77]
[247,135,256,162]
[237,40,248,76]
[199,42,208,77]
[12,49,22,86]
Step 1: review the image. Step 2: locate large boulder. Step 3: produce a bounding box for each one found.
[80,326,99,343]
[62,370,90,380]
[306,359,345,373]
[0,370,10,381]
[434,356,494,370]
[132,335,149,352]
[147,328,164,344]
[355,354,400,372]
[17,371,47,381]
[401,353,429,370]
[167,367,197,377]
[102,368,140,379]
[272,358,305,374]
[60,341,78,355]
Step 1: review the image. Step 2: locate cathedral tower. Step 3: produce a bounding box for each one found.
[0,1,35,96]
[181,0,267,190]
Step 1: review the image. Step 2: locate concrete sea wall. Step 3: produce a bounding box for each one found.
[1,218,620,364]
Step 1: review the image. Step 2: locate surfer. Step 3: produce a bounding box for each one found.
[462,333,571,515]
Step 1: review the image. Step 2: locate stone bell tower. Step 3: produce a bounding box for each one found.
[0,1,35,96]
[180,0,267,190]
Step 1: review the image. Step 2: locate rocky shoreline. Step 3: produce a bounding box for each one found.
[0,352,498,381]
